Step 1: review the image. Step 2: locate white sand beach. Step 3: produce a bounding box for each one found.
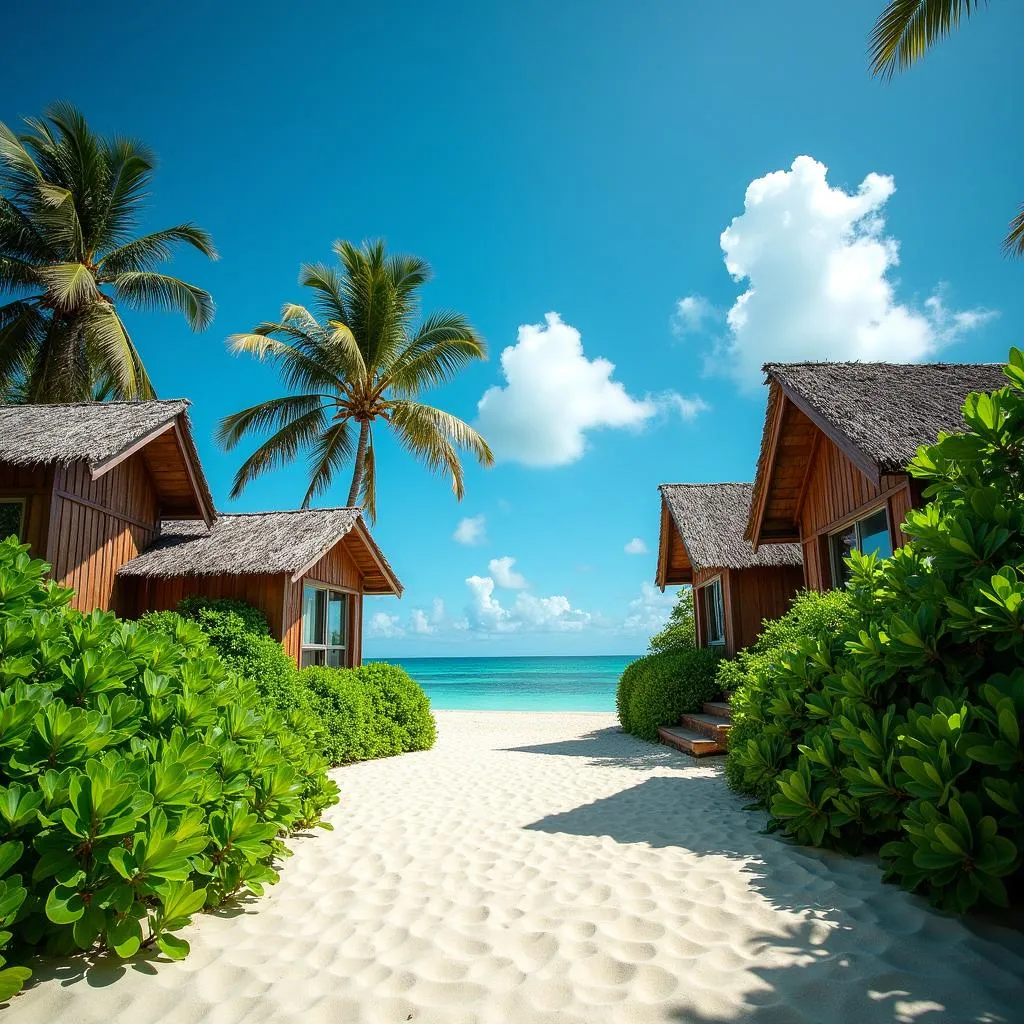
[17,711,1024,1023]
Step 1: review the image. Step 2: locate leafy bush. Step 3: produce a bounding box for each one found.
[733,350,1024,913]
[648,588,696,654]
[722,589,857,799]
[298,662,436,762]
[0,540,339,997]
[178,595,271,636]
[616,649,721,740]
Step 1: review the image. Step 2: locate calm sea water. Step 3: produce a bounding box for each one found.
[368,655,636,711]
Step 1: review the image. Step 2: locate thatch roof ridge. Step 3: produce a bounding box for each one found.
[660,482,803,571]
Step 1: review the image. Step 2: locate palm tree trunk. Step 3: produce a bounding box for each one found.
[347,420,369,507]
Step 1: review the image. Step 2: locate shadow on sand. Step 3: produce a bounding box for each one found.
[522,769,1024,1023]
[503,725,696,771]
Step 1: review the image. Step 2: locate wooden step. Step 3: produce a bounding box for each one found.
[657,725,725,758]
[703,701,732,721]
[679,712,731,746]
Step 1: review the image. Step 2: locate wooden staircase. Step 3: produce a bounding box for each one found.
[657,701,731,757]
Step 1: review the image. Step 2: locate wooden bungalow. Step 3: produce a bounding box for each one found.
[0,400,402,667]
[0,400,215,612]
[745,361,1008,591]
[118,509,402,668]
[656,482,803,657]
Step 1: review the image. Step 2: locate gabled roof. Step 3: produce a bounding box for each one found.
[746,361,1008,547]
[118,508,403,595]
[0,399,215,523]
[656,482,802,588]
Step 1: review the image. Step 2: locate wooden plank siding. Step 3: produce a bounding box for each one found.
[45,458,160,614]
[0,464,54,557]
[795,433,914,591]
[282,540,365,667]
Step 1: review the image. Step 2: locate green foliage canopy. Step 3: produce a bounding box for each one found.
[648,588,696,654]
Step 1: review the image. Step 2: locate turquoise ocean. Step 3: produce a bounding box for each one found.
[368,656,636,711]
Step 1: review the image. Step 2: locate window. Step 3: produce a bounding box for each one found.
[300,582,348,667]
[0,500,24,541]
[829,506,893,586]
[699,577,725,647]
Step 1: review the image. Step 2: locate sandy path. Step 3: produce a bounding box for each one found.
[16,711,1024,1023]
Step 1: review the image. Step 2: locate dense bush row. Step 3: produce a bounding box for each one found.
[617,648,721,740]
[150,597,436,767]
[727,351,1024,912]
[0,543,339,998]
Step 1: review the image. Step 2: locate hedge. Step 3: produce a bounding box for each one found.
[616,648,721,740]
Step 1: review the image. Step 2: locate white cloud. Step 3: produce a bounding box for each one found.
[464,574,590,634]
[488,556,528,589]
[453,514,487,546]
[368,611,403,638]
[673,294,716,334]
[622,582,677,634]
[476,312,706,467]
[624,537,648,555]
[702,155,995,388]
[658,392,710,421]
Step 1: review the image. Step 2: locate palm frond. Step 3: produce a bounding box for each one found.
[82,305,154,399]
[99,224,218,274]
[298,262,348,325]
[0,303,46,398]
[358,438,377,522]
[227,332,343,394]
[869,0,986,79]
[112,271,214,331]
[386,312,487,395]
[228,407,331,499]
[301,420,356,508]
[34,262,100,311]
[1003,204,1024,259]
[217,394,328,450]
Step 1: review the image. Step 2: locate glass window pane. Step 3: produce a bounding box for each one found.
[326,648,343,668]
[830,525,857,586]
[327,591,346,647]
[701,579,724,645]
[857,508,892,560]
[301,649,324,668]
[0,501,23,541]
[302,585,326,645]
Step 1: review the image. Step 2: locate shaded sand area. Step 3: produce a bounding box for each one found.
[17,711,1024,1023]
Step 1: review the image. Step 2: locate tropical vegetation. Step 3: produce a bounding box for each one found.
[869,0,1022,256]
[0,538,337,999]
[727,351,1024,912]
[0,103,216,403]
[218,240,493,519]
[647,587,696,654]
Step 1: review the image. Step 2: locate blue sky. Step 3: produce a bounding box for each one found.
[4,0,1023,656]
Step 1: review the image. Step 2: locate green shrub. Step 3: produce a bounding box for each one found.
[734,349,1024,913]
[177,595,271,636]
[616,649,721,741]
[722,589,858,799]
[297,662,436,763]
[0,540,339,996]
[648,588,696,654]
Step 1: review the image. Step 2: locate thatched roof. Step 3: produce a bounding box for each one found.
[659,483,803,572]
[0,399,215,520]
[118,508,402,595]
[764,361,1008,473]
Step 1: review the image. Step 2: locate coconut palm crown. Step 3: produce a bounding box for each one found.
[868,1,1021,256]
[0,102,217,403]
[219,240,493,520]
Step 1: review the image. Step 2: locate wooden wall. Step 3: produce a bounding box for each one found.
[282,539,364,667]
[45,459,160,614]
[0,464,54,557]
[797,434,914,591]
[122,573,288,641]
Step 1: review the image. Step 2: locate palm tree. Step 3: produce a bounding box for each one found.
[218,240,493,520]
[0,103,217,403]
[868,1,1022,256]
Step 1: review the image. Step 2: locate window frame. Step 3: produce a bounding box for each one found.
[698,575,726,648]
[828,503,893,587]
[0,498,26,542]
[300,580,351,668]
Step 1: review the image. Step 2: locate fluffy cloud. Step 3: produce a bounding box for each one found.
[409,599,445,635]
[622,582,677,634]
[488,556,527,589]
[453,514,487,546]
[476,312,705,467]
[464,574,590,634]
[624,538,648,555]
[672,294,716,334]
[701,156,994,388]
[368,611,403,638]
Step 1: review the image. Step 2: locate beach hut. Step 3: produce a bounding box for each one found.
[656,482,803,657]
[745,361,1007,591]
[0,400,401,667]
[117,509,401,668]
